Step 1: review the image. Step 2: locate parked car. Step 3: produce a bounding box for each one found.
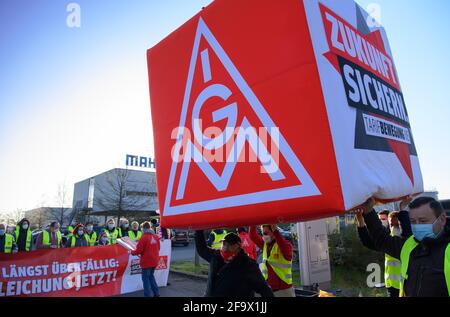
[171,229,190,246]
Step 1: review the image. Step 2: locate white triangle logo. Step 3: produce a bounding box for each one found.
[163,17,321,216]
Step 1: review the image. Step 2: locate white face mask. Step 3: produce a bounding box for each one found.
[22,224,29,230]
[101,237,108,244]
[263,235,273,244]
[108,224,114,230]
[78,230,84,236]
[86,226,93,231]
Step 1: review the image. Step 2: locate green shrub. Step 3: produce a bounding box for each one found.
[329,223,384,271]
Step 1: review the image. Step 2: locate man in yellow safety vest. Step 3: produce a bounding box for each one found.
[36,222,63,249]
[361,197,450,297]
[249,224,294,297]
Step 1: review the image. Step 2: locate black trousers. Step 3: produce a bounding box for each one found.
[387,287,399,297]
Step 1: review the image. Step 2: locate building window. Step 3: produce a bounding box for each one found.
[125,191,157,197]
[88,178,95,209]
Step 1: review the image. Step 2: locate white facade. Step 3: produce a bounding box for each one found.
[73,168,159,215]
[24,207,73,229]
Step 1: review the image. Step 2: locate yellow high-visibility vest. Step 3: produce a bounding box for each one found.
[385,231,402,290]
[15,225,32,251]
[103,228,119,244]
[385,253,402,290]
[42,230,62,248]
[260,242,292,285]
[400,236,450,297]
[85,231,97,246]
[69,235,88,247]
[211,230,227,250]
[2,234,14,253]
[128,230,142,241]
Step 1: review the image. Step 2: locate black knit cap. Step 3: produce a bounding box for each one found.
[221,232,241,245]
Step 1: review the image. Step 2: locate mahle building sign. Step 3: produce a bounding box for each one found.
[126,154,156,169]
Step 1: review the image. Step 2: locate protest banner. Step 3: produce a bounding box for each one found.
[0,240,171,297]
[147,0,423,229]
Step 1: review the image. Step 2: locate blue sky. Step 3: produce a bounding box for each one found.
[0,0,449,212]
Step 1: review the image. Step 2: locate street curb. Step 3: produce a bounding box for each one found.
[170,269,208,281]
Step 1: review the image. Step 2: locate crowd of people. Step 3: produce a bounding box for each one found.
[1,196,449,298]
[0,217,170,252]
[0,217,167,297]
[356,196,450,297]
[195,196,449,298]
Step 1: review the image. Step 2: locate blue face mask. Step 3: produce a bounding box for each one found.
[0,229,5,236]
[412,217,439,241]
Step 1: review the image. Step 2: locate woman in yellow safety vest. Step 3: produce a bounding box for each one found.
[103,219,120,244]
[65,224,89,248]
[129,221,143,241]
[84,222,97,247]
[95,232,110,246]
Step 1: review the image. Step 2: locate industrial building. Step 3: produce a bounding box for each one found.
[72,168,159,224]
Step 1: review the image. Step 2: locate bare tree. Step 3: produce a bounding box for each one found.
[5,209,24,224]
[94,168,150,225]
[51,182,71,226]
[26,207,46,230]
[0,210,23,225]
[28,196,49,230]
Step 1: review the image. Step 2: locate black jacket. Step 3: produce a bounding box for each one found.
[16,218,31,251]
[357,226,378,251]
[195,230,274,297]
[364,209,450,297]
[358,210,412,252]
